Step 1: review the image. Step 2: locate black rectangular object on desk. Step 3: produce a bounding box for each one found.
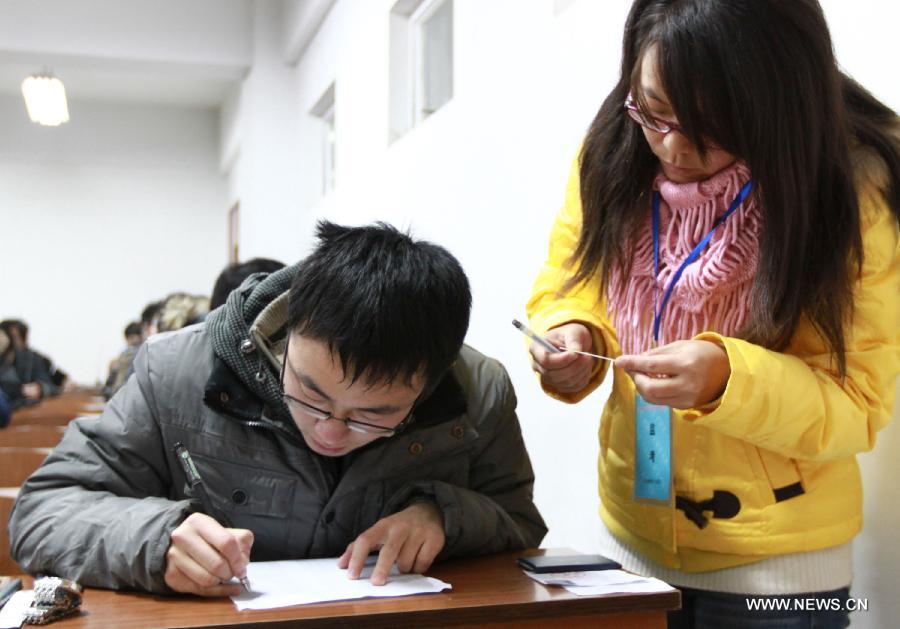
[517,554,622,573]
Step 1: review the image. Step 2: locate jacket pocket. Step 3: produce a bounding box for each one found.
[190,453,297,520]
[749,446,805,504]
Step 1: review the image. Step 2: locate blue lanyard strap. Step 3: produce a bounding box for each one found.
[651,179,753,343]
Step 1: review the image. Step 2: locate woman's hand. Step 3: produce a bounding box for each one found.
[529,322,596,394]
[616,340,730,409]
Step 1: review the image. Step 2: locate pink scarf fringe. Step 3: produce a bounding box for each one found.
[608,161,762,355]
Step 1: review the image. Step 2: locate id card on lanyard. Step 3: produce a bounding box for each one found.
[634,179,753,505]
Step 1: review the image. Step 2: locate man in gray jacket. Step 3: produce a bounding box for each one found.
[9,222,546,596]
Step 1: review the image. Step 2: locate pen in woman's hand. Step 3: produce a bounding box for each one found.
[511,319,562,354]
[512,319,615,363]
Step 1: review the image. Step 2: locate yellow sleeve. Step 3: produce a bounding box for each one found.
[681,189,900,461]
[526,154,619,403]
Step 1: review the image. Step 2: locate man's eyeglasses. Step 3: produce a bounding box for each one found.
[281,392,414,437]
[624,93,684,135]
[279,338,415,437]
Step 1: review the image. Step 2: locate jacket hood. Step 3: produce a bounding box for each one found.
[205,263,300,424]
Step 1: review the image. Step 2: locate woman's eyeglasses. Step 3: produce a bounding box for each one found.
[624,93,684,135]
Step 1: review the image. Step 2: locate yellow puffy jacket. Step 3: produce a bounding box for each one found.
[527,153,900,572]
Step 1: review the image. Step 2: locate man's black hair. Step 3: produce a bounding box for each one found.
[211,257,286,310]
[0,319,28,344]
[124,322,142,338]
[140,302,163,326]
[287,221,471,387]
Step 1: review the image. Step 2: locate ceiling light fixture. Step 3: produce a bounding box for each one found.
[21,73,70,127]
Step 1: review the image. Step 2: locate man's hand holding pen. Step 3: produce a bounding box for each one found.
[169,443,253,596]
[164,513,254,597]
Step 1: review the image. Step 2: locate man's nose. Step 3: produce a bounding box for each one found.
[316,415,351,440]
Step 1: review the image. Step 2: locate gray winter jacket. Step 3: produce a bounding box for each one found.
[9,268,546,594]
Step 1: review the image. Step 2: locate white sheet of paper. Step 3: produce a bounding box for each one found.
[230,557,451,611]
[562,577,675,596]
[524,569,647,587]
[0,590,34,629]
[523,569,675,597]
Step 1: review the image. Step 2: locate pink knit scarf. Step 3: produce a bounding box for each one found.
[607,160,762,355]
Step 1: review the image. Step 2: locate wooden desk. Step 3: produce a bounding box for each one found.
[39,550,679,628]
[9,391,102,426]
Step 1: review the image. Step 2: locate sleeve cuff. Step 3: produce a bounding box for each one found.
[677,332,730,420]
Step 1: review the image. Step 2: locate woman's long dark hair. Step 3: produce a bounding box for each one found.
[573,0,899,376]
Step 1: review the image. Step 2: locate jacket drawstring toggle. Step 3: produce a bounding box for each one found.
[676,490,741,529]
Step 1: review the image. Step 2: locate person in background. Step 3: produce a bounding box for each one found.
[0,330,14,427]
[1,319,71,392]
[526,1,899,627]
[0,321,59,405]
[10,221,545,595]
[210,258,286,311]
[103,322,144,400]
[0,387,11,429]
[156,293,210,332]
[140,301,164,339]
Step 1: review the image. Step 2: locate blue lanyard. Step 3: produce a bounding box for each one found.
[651,179,753,343]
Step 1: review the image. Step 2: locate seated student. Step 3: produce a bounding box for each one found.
[0,387,10,428]
[10,221,546,596]
[140,300,164,339]
[0,324,58,406]
[210,257,286,310]
[0,320,69,392]
[0,330,12,427]
[112,294,208,398]
[157,293,210,332]
[103,322,144,399]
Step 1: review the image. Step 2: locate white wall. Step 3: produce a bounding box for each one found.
[221,1,305,264]
[224,0,898,625]
[0,95,228,385]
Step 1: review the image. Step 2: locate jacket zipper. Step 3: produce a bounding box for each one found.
[238,416,306,446]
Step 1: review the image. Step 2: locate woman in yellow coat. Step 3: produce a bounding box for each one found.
[526,1,899,626]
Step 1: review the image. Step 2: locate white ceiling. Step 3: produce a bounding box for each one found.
[0,0,255,109]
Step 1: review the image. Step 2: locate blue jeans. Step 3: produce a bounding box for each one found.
[668,586,851,629]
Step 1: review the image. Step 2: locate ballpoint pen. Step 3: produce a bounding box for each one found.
[173,442,252,592]
[511,319,561,354]
[512,319,615,363]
